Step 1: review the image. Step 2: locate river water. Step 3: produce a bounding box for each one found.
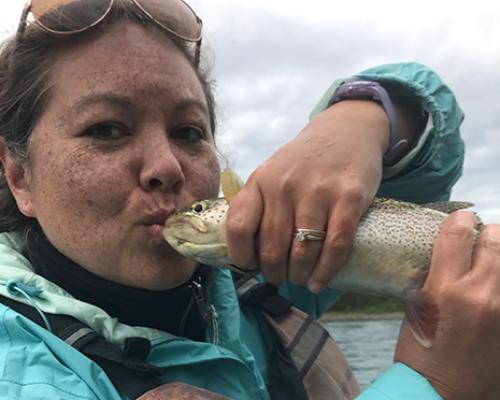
[323,318,402,389]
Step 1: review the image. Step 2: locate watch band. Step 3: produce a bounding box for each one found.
[329,80,409,165]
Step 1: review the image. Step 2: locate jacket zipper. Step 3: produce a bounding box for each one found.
[189,276,219,345]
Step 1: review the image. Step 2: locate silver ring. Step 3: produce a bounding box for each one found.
[294,228,326,242]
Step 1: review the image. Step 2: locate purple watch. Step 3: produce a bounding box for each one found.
[329,80,408,165]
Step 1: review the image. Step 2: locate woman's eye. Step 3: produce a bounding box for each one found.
[171,126,205,143]
[83,123,128,140]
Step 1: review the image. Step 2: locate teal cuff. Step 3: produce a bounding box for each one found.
[356,363,443,400]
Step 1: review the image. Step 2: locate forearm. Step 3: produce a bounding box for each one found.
[321,95,427,165]
[315,99,390,162]
[310,62,464,199]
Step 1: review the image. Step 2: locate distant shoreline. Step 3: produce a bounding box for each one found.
[320,311,404,322]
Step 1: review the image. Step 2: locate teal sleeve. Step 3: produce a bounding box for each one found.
[284,63,464,315]
[357,363,443,399]
[310,62,465,203]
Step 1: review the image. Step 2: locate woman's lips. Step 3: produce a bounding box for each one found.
[145,223,165,240]
[140,209,173,226]
[139,209,174,241]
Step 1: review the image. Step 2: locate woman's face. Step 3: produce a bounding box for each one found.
[17,22,220,289]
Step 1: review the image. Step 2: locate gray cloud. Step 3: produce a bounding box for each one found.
[192,0,500,222]
[1,0,498,223]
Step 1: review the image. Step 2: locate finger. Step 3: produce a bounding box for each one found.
[288,198,328,285]
[257,194,294,286]
[425,211,475,288]
[470,224,500,285]
[307,195,365,293]
[226,181,262,268]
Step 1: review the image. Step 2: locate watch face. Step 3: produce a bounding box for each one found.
[335,81,381,101]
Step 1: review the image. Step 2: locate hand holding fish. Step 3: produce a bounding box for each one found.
[395,211,500,399]
[224,100,389,292]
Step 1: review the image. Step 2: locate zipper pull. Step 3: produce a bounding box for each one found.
[189,280,212,323]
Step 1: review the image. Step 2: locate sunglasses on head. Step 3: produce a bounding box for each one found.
[17,0,203,66]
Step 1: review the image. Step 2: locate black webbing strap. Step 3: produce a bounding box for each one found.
[0,295,163,399]
[235,276,293,318]
[234,276,309,400]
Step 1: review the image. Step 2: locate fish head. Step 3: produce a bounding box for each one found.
[162,198,230,267]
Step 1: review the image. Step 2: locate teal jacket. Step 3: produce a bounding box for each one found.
[0,62,463,400]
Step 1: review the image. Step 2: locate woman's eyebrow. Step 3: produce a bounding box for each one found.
[55,93,135,127]
[69,93,135,113]
[64,95,207,114]
[57,95,209,126]
[175,99,209,116]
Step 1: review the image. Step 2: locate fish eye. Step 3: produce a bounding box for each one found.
[191,201,207,213]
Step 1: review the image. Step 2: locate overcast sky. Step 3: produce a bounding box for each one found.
[1,0,499,222]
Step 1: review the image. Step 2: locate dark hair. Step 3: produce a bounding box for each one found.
[0,2,217,237]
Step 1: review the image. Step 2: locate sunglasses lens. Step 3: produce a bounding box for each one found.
[134,0,202,41]
[32,0,112,32]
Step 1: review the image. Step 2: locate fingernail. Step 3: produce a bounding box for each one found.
[308,281,323,294]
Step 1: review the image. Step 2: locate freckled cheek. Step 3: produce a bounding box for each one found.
[183,153,220,200]
[37,152,129,219]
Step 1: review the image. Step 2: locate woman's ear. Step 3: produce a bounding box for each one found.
[0,138,36,218]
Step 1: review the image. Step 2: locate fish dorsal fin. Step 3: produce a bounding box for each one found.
[420,201,473,214]
[421,201,484,229]
[221,168,244,204]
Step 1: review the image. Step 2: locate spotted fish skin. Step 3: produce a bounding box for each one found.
[163,196,479,348]
[333,198,444,297]
[163,197,477,298]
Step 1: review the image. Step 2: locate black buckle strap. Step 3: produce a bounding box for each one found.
[0,294,162,398]
[59,323,99,348]
[236,278,293,318]
[124,337,153,361]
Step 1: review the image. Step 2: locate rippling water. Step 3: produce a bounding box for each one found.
[323,318,402,388]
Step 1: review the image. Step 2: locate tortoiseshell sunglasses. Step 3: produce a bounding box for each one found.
[16,0,203,66]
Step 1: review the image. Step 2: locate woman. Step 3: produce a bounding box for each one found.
[0,1,499,399]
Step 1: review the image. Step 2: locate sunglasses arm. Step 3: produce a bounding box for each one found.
[16,3,32,37]
[194,38,202,68]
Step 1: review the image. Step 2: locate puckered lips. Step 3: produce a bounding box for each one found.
[139,208,175,241]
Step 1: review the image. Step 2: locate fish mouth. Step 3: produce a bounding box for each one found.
[164,215,209,234]
[174,240,224,251]
[169,240,229,263]
[162,224,218,250]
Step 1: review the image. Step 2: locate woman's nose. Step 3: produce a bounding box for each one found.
[139,133,185,193]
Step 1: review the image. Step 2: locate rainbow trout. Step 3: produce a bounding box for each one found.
[162,170,479,347]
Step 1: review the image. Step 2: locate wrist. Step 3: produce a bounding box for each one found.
[324,99,390,157]
[329,80,409,165]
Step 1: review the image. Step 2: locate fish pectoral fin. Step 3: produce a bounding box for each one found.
[402,290,439,349]
[221,168,245,204]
